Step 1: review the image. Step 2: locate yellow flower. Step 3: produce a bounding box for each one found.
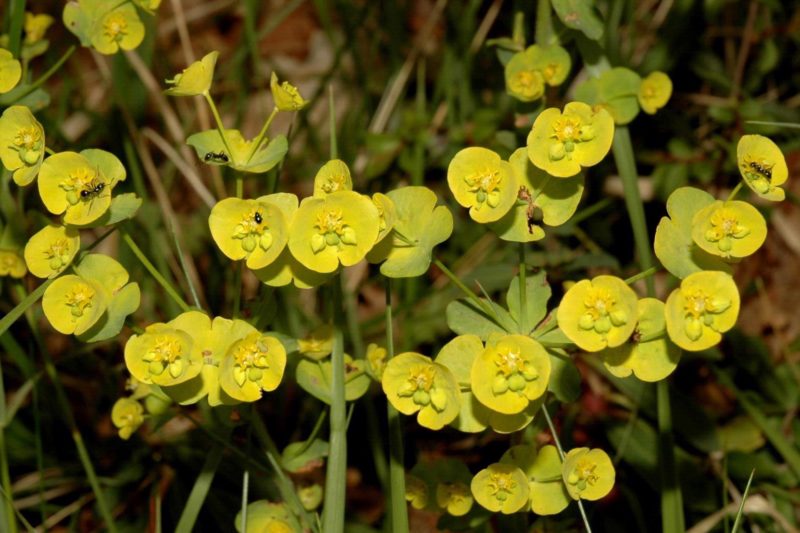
[42,275,107,335]
[270,72,309,111]
[505,49,545,102]
[111,398,144,440]
[297,325,334,360]
[737,135,789,201]
[371,192,396,244]
[89,3,145,55]
[405,474,429,509]
[313,159,353,197]
[24,224,81,278]
[165,51,219,97]
[691,200,767,259]
[526,102,614,178]
[665,270,740,351]
[500,444,570,515]
[471,463,530,514]
[0,105,46,186]
[366,343,387,380]
[558,275,638,352]
[638,71,672,114]
[0,49,21,94]
[24,12,55,44]
[219,332,287,402]
[0,249,26,278]
[436,481,473,516]
[562,448,615,501]
[447,147,518,223]
[124,323,202,386]
[38,149,125,225]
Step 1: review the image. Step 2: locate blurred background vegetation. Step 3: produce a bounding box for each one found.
[2,0,800,531]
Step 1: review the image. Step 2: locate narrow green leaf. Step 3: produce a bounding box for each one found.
[2,376,39,428]
[0,279,53,338]
[730,469,755,533]
[174,443,224,533]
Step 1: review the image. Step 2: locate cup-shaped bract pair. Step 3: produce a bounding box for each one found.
[448,147,518,223]
[558,275,638,352]
[125,317,204,388]
[500,444,570,515]
[270,72,309,112]
[0,249,26,278]
[39,149,126,225]
[406,459,474,516]
[165,51,218,97]
[737,135,789,202]
[527,101,614,178]
[471,463,530,514]
[218,332,286,402]
[24,224,81,278]
[0,49,21,93]
[63,0,145,55]
[111,398,144,440]
[638,71,672,114]
[691,200,767,259]
[209,195,289,270]
[665,270,740,351]
[0,106,46,186]
[505,44,571,102]
[562,447,615,501]
[313,159,353,197]
[187,128,288,174]
[382,352,460,430]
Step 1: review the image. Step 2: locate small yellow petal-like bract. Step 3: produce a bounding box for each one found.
[165,50,219,96]
[42,274,107,335]
[471,463,530,514]
[558,275,638,352]
[691,200,767,259]
[24,224,81,278]
[111,398,144,440]
[382,352,460,430]
[436,481,473,516]
[0,250,27,278]
[447,147,518,223]
[313,159,353,197]
[288,190,379,273]
[562,448,615,501]
[638,71,672,114]
[505,48,545,102]
[0,105,46,186]
[737,134,789,202]
[0,49,21,94]
[124,323,202,387]
[527,101,614,178]
[270,72,309,111]
[89,3,145,55]
[219,332,287,402]
[24,12,55,44]
[470,335,551,415]
[665,270,740,351]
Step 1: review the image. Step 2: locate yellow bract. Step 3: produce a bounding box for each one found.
[562,448,615,501]
[405,474,429,509]
[24,224,81,278]
[737,135,788,201]
[125,324,202,387]
[0,250,26,278]
[691,200,767,259]
[219,332,287,402]
[42,275,107,335]
[558,275,638,352]
[471,463,530,514]
[90,3,145,55]
[0,105,46,186]
[165,51,219,96]
[436,481,473,516]
[313,159,353,197]
[0,49,21,94]
[447,147,518,223]
[111,398,144,440]
[526,102,614,178]
[665,270,740,351]
[638,71,672,114]
[270,72,309,111]
[25,13,55,44]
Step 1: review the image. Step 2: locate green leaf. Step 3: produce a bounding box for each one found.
[446,298,515,340]
[295,357,370,405]
[731,470,755,533]
[0,86,50,110]
[186,129,288,174]
[506,270,551,334]
[2,376,39,428]
[574,67,642,125]
[74,193,142,228]
[551,0,604,41]
[77,282,141,343]
[281,439,329,473]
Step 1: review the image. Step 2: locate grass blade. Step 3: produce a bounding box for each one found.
[731,469,755,533]
[174,443,224,533]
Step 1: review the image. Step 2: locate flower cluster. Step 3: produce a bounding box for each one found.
[63,0,157,55]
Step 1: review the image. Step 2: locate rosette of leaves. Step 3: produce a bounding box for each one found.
[0,105,46,186]
[447,147,518,223]
[489,148,583,242]
[366,186,452,277]
[737,134,788,201]
[500,444,570,515]
[574,67,643,125]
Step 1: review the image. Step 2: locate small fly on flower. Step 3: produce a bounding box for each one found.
[204,151,229,163]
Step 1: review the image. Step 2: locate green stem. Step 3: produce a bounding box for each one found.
[0,278,53,338]
[328,86,338,160]
[541,404,592,533]
[175,442,224,533]
[246,107,279,163]
[518,244,528,331]
[726,182,744,203]
[4,46,76,105]
[203,93,233,159]
[535,0,555,46]
[432,258,498,320]
[121,230,190,312]
[385,278,409,532]
[6,0,25,59]
[624,266,658,286]
[322,279,347,533]
[0,358,17,533]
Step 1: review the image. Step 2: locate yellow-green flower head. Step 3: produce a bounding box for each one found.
[219,332,287,402]
[235,501,301,533]
[436,481,474,516]
[0,105,46,186]
[297,484,323,511]
[270,72,309,111]
[527,102,614,178]
[0,49,21,94]
[471,463,530,514]
[447,147,518,223]
[532,45,572,86]
[691,200,767,259]
[24,224,80,279]
[111,397,144,440]
[39,149,125,225]
[562,448,615,501]
[471,335,551,415]
[165,51,219,97]
[558,275,638,352]
[42,275,107,334]
[603,298,680,382]
[371,192,396,243]
[505,48,545,102]
[288,190,380,273]
[313,159,353,197]
[737,135,789,201]
[638,71,672,114]
[132,0,162,12]
[665,270,740,351]
[89,3,144,55]
[24,13,55,44]
[125,324,202,386]
[297,324,334,360]
[0,249,26,278]
[209,196,289,270]
[405,474,429,510]
[382,352,460,430]
[366,342,387,380]
[500,444,570,515]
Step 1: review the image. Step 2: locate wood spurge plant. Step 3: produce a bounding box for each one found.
[0,1,797,532]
